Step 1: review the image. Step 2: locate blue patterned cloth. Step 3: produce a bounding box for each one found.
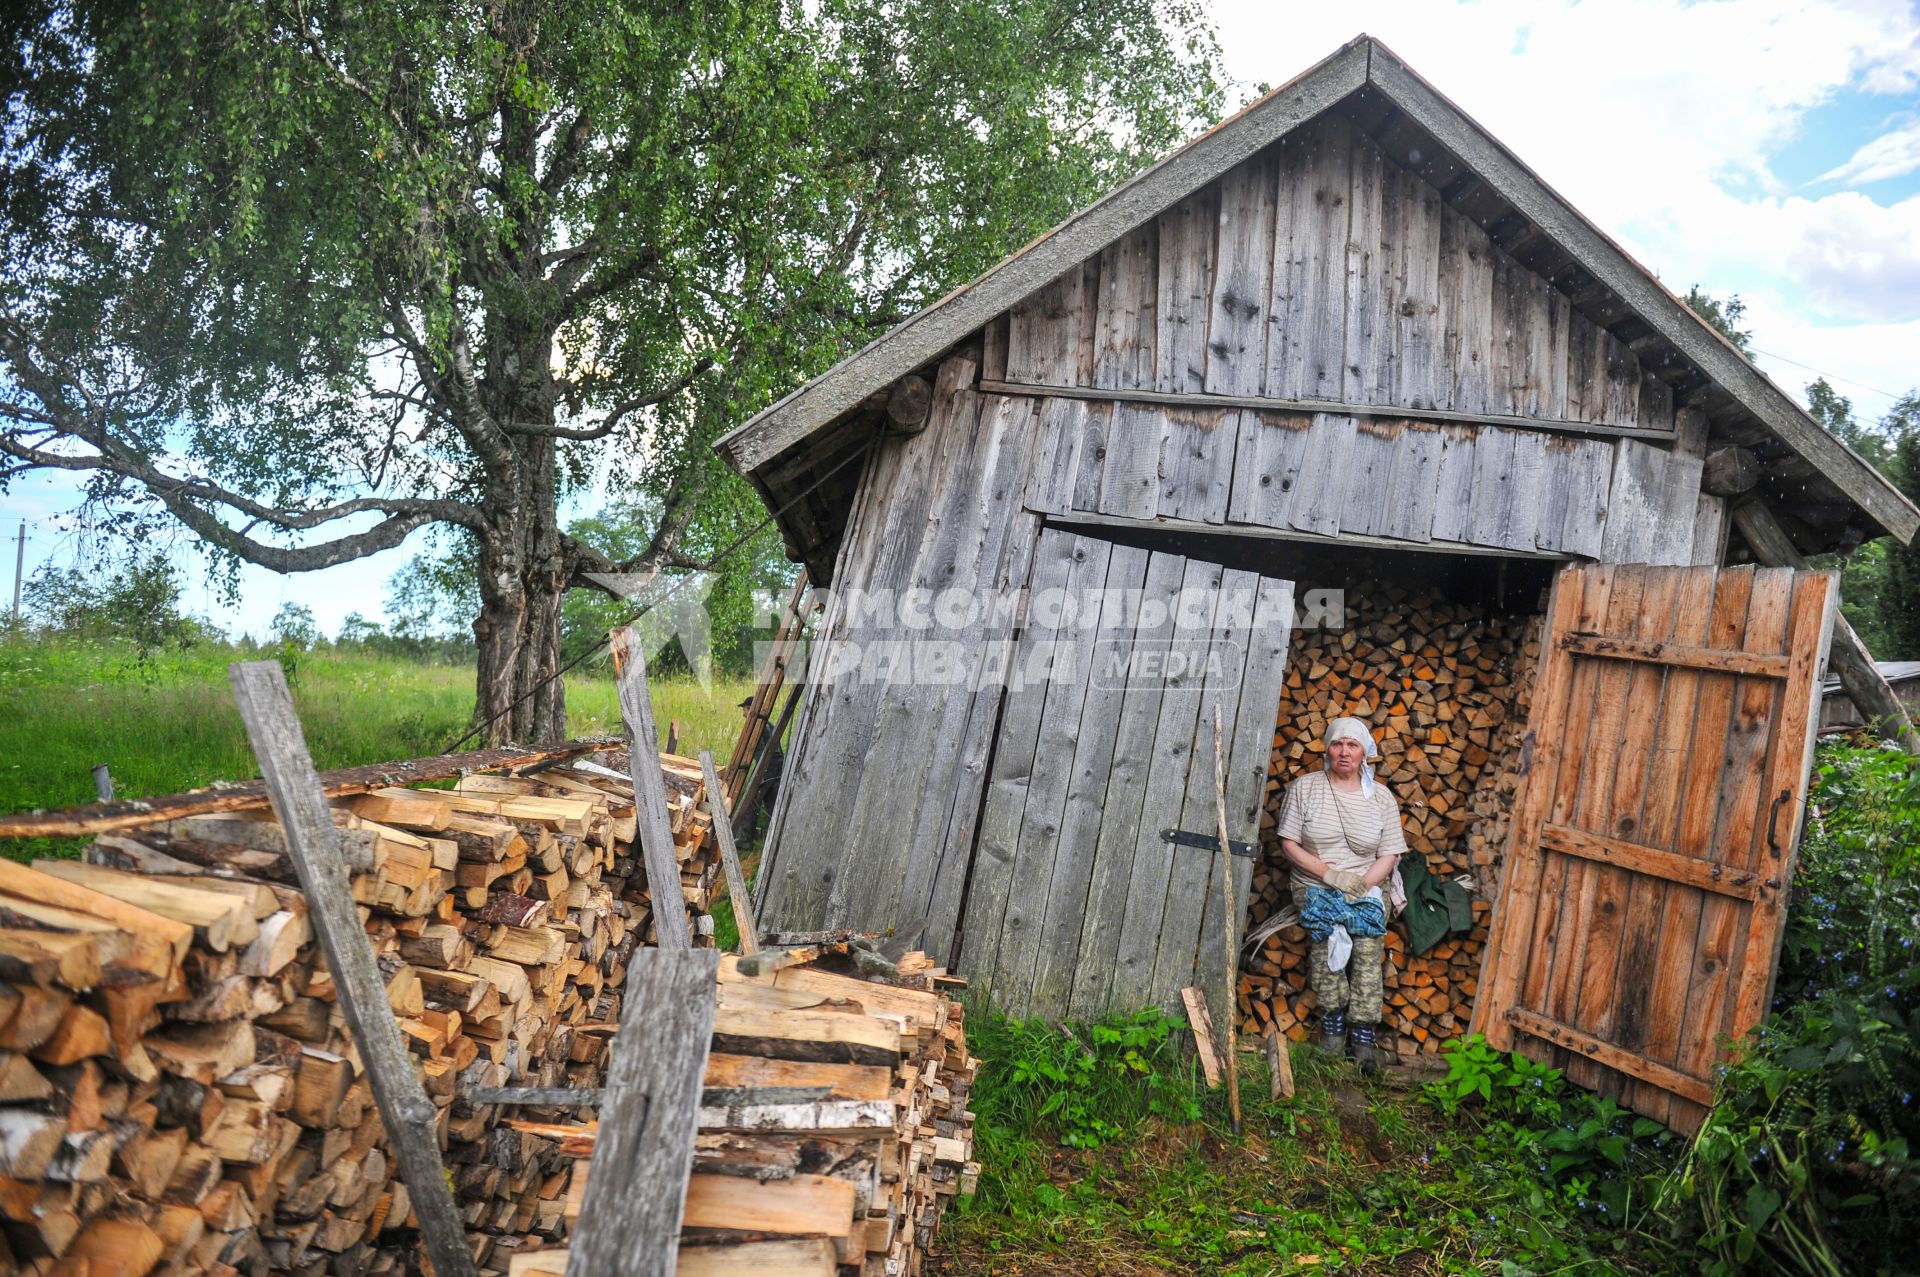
[1299,886,1388,940]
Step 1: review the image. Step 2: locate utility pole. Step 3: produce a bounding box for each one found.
[10,522,22,623]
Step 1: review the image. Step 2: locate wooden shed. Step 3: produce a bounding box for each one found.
[716,36,1920,1132]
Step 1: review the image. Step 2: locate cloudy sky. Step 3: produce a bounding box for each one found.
[6,0,1920,638]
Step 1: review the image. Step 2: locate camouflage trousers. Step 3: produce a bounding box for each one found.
[1292,885,1386,1024]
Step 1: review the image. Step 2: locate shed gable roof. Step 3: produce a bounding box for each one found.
[716,35,1919,548]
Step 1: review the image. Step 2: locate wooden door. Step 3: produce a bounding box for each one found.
[956,526,1295,1024]
[1472,564,1836,1133]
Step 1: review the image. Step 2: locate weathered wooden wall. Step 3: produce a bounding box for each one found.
[989,114,1722,566]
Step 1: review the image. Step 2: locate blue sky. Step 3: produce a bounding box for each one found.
[8,0,1920,638]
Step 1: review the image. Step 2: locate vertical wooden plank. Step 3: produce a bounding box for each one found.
[1233,413,1316,530]
[1077,257,1101,385]
[567,949,719,1277]
[1600,439,1661,564]
[1557,437,1614,559]
[1471,571,1586,1050]
[1691,493,1728,566]
[1393,169,1443,410]
[612,627,693,953]
[1543,288,1571,419]
[1147,564,1241,1007]
[1068,551,1189,1020]
[1503,430,1548,553]
[1639,367,1675,431]
[1006,268,1084,387]
[1156,187,1218,395]
[1467,426,1518,549]
[1269,121,1350,401]
[1025,545,1153,1018]
[1445,209,1496,414]
[1098,401,1168,520]
[956,529,1079,993]
[982,313,1009,383]
[1488,252,1525,418]
[227,662,478,1277]
[1727,573,1835,1034]
[1564,312,1599,423]
[993,537,1116,1016]
[1206,154,1279,396]
[1647,450,1708,567]
[1678,571,1793,1079]
[1534,438,1578,553]
[1343,130,1387,405]
[1380,422,1444,543]
[1287,413,1356,538]
[1193,577,1295,1031]
[1601,331,1643,429]
[1428,425,1477,543]
[1161,407,1237,525]
[1092,224,1159,391]
[1339,419,1402,538]
[1070,401,1113,512]
[1025,397,1087,517]
[1107,556,1217,1012]
[700,751,759,956]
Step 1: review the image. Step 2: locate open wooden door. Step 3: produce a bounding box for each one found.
[1471,564,1836,1133]
[957,526,1294,1025]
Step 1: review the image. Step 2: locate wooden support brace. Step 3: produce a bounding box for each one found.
[228,661,477,1277]
[611,627,692,952]
[1731,500,1920,754]
[700,751,760,955]
[566,948,719,1277]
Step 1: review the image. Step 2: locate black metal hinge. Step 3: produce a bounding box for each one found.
[1161,828,1258,859]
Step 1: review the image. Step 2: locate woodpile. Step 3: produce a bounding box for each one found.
[0,752,720,1276]
[1238,584,1544,1059]
[497,941,979,1277]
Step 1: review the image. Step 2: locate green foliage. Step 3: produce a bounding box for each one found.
[22,552,219,659]
[1882,420,1920,658]
[1683,286,1756,359]
[1657,741,1920,1276]
[1801,380,1920,659]
[1427,1036,1681,1227]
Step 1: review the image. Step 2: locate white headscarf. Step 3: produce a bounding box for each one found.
[1324,715,1378,796]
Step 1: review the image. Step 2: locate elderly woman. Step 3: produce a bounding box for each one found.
[1275,716,1406,1072]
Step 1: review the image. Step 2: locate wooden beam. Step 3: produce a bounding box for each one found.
[1557,634,1793,679]
[0,738,615,838]
[700,751,761,956]
[1045,510,1577,562]
[1539,824,1772,901]
[1505,1007,1715,1105]
[979,378,1680,444]
[1731,500,1920,754]
[566,948,719,1277]
[611,627,692,952]
[227,661,477,1277]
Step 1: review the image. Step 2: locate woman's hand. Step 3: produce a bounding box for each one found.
[1322,868,1369,900]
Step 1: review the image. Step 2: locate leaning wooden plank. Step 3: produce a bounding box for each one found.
[1181,986,1224,1088]
[568,947,720,1277]
[0,738,614,837]
[700,751,760,956]
[226,660,477,1277]
[611,626,692,951]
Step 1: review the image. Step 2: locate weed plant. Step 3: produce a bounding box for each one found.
[1656,739,1920,1276]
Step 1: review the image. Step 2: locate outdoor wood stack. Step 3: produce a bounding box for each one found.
[492,940,978,1277]
[0,751,722,1276]
[1238,584,1546,1058]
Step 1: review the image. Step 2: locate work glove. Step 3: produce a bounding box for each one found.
[1322,868,1369,901]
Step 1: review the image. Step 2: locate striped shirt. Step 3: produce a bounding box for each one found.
[1275,770,1408,893]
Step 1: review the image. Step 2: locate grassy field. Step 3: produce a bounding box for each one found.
[0,635,754,856]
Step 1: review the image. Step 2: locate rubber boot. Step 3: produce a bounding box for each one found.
[1350,1022,1380,1076]
[1320,1009,1348,1058]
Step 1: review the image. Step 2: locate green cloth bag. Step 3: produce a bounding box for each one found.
[1398,850,1475,955]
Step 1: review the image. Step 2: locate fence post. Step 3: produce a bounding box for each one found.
[228,660,477,1277]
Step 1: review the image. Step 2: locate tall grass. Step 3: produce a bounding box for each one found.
[0,634,753,857]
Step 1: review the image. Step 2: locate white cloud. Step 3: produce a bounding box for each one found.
[1815,118,1920,184]
[1216,0,1920,384]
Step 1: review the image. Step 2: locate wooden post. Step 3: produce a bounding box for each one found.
[699,750,760,955]
[227,661,478,1277]
[565,948,719,1277]
[722,572,811,807]
[610,626,692,952]
[1211,703,1243,1135]
[1731,500,1920,754]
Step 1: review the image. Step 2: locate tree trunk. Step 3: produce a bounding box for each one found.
[470,430,574,746]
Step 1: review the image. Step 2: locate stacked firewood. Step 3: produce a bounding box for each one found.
[1239,585,1544,1058]
[497,942,978,1277]
[0,753,718,1276]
